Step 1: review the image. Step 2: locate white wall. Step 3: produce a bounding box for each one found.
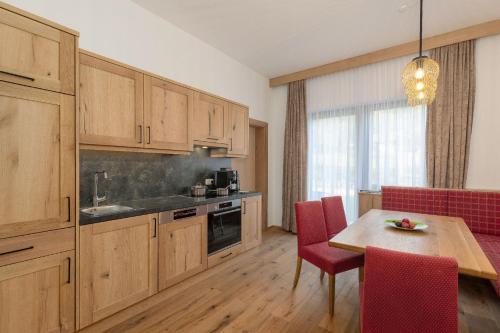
[467,34,500,189]
[5,0,269,122]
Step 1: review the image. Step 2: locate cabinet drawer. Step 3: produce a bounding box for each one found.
[0,7,75,94]
[0,227,75,267]
[208,243,242,268]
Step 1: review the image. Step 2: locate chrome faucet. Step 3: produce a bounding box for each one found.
[93,171,108,207]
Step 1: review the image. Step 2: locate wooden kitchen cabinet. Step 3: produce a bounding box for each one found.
[0,6,76,94]
[0,250,75,333]
[0,81,75,239]
[144,76,193,152]
[79,52,144,148]
[227,103,249,156]
[193,92,228,146]
[79,214,158,328]
[358,191,382,217]
[242,196,262,250]
[159,215,207,289]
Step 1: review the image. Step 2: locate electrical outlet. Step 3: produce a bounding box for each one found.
[205,178,214,186]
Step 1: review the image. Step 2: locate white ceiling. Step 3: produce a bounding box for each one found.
[131,0,500,78]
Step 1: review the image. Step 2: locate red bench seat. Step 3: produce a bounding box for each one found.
[381,186,500,296]
[474,233,500,296]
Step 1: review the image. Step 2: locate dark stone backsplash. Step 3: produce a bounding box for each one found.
[80,148,231,207]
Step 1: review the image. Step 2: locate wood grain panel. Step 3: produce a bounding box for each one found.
[242,196,262,250]
[0,7,75,94]
[0,227,74,267]
[158,215,207,289]
[227,103,249,156]
[79,214,158,328]
[144,75,193,152]
[79,53,143,148]
[0,82,75,239]
[0,250,75,333]
[193,92,228,146]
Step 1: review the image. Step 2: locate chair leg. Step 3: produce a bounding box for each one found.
[320,270,325,280]
[359,266,364,282]
[329,274,335,317]
[293,257,303,288]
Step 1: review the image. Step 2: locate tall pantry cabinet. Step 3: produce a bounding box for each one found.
[0,3,78,333]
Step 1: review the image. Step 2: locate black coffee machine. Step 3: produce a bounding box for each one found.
[214,168,240,192]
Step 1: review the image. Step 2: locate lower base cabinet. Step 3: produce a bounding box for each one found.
[159,215,207,290]
[0,250,75,333]
[242,196,262,251]
[79,214,158,328]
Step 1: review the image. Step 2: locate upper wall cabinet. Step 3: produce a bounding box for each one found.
[0,7,75,94]
[227,103,249,156]
[0,82,75,239]
[193,92,228,146]
[144,76,193,152]
[79,53,144,148]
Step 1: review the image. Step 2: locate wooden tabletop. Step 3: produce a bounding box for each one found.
[329,209,497,280]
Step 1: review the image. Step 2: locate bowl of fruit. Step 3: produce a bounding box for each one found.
[384,218,428,231]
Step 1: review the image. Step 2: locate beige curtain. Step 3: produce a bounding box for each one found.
[282,80,307,232]
[427,40,475,189]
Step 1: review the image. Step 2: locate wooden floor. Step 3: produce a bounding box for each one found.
[81,228,500,333]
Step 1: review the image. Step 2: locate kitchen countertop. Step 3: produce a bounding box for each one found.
[79,191,261,225]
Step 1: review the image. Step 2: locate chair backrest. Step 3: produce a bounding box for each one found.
[361,246,458,333]
[321,196,348,238]
[294,201,328,250]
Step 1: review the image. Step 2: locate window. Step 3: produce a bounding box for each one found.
[307,100,426,222]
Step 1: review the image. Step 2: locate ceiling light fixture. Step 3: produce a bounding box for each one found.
[402,0,439,106]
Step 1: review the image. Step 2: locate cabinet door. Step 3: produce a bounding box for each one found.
[242,196,262,251]
[0,251,75,333]
[144,76,193,152]
[159,215,207,290]
[0,82,75,239]
[228,104,249,156]
[0,8,75,94]
[79,214,158,328]
[193,93,227,144]
[79,53,144,148]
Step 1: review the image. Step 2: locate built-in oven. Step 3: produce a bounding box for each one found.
[207,199,242,255]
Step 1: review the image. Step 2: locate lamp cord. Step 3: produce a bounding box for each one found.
[419,0,423,57]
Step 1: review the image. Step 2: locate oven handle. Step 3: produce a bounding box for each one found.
[210,207,241,217]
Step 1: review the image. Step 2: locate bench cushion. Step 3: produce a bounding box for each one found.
[448,190,500,236]
[474,233,500,296]
[381,186,448,216]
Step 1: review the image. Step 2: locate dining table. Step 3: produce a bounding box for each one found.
[328,209,497,280]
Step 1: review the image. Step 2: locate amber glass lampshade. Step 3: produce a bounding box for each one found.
[402,55,439,106]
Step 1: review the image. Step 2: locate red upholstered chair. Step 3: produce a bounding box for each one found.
[321,196,348,239]
[360,246,458,333]
[294,201,364,316]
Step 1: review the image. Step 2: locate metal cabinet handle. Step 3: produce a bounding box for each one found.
[138,125,143,143]
[66,196,71,222]
[220,252,233,259]
[0,246,34,256]
[147,126,151,144]
[243,201,247,215]
[152,217,157,238]
[0,70,35,81]
[208,109,212,137]
[66,257,71,284]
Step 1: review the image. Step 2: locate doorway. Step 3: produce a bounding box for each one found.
[231,119,268,229]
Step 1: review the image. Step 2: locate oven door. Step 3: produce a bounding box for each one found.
[207,207,241,255]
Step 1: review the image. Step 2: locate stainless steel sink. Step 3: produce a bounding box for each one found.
[80,205,133,216]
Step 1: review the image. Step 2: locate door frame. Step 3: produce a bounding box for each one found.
[250,119,268,230]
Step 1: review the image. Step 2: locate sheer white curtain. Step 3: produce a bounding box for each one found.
[307,55,427,222]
